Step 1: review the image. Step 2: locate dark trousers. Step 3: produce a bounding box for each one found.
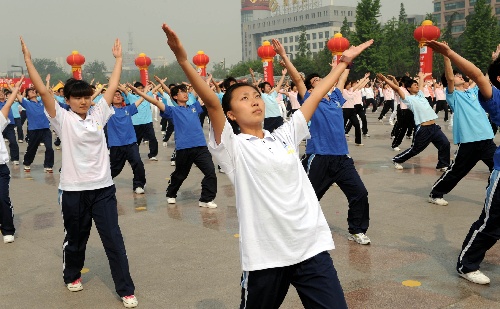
[23,128,54,168]
[110,143,146,190]
[345,105,367,135]
[343,108,361,144]
[457,169,500,274]
[392,109,415,148]
[239,251,347,309]
[0,164,14,236]
[364,98,376,112]
[133,123,158,158]
[163,120,175,143]
[160,117,168,132]
[60,185,135,297]
[14,118,24,141]
[393,124,450,169]
[166,146,217,202]
[303,154,369,234]
[431,139,496,199]
[435,100,449,121]
[378,100,394,120]
[263,116,284,132]
[199,105,208,127]
[3,124,19,161]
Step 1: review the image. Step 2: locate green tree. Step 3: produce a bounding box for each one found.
[210,62,228,79]
[32,58,70,84]
[460,0,500,71]
[228,59,263,78]
[340,17,352,41]
[82,60,107,83]
[297,26,311,58]
[152,62,188,84]
[398,2,407,23]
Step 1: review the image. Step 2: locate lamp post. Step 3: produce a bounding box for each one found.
[11,65,24,76]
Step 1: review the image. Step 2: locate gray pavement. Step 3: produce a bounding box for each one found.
[3,112,500,308]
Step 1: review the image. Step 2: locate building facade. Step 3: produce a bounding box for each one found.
[432,0,500,36]
[241,0,356,61]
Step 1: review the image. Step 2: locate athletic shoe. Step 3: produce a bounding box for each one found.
[199,201,217,209]
[67,278,83,292]
[56,146,61,150]
[167,197,176,204]
[18,140,23,143]
[437,167,448,172]
[40,143,44,146]
[363,134,370,137]
[392,147,401,151]
[144,140,149,144]
[3,235,14,243]
[24,165,30,172]
[170,161,176,166]
[345,134,349,137]
[12,161,19,165]
[122,295,138,308]
[428,197,448,206]
[134,187,145,194]
[149,157,158,161]
[406,135,412,139]
[459,270,490,285]
[389,120,394,126]
[378,119,383,123]
[161,131,166,135]
[393,162,403,170]
[44,167,53,173]
[355,143,364,146]
[348,233,371,245]
[163,142,168,147]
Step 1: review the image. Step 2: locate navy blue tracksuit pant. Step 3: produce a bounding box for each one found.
[393,124,450,169]
[133,122,158,159]
[239,251,347,309]
[0,164,14,237]
[302,154,369,234]
[458,169,500,274]
[2,124,19,161]
[110,143,146,190]
[60,185,135,297]
[431,139,496,199]
[23,128,54,168]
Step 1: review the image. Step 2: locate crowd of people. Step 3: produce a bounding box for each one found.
[1,27,500,308]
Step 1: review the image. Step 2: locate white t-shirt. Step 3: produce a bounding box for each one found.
[208,111,334,271]
[0,114,9,164]
[46,98,115,191]
[365,87,375,99]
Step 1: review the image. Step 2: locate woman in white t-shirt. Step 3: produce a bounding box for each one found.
[161,24,372,309]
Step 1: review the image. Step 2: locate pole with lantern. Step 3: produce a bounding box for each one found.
[257,41,277,86]
[135,53,152,86]
[192,51,210,77]
[413,20,441,80]
[327,33,350,64]
[66,51,85,80]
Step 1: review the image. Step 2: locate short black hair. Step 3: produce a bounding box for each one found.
[402,77,417,90]
[440,70,460,88]
[133,82,144,88]
[258,81,271,91]
[488,59,500,89]
[168,83,176,89]
[63,78,93,99]
[304,73,320,90]
[222,77,237,91]
[170,84,188,103]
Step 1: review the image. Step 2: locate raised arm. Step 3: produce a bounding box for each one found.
[377,73,405,100]
[127,83,165,111]
[418,72,431,92]
[336,68,350,90]
[249,68,257,85]
[92,83,106,101]
[443,55,455,94]
[272,39,307,98]
[102,39,123,106]
[301,39,373,121]
[353,73,370,91]
[45,74,51,90]
[426,40,492,99]
[2,77,23,119]
[161,23,225,143]
[272,68,287,93]
[21,37,56,117]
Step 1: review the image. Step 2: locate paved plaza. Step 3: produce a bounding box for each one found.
[3,112,500,308]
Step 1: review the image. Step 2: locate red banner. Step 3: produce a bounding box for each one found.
[419,46,434,80]
[262,60,274,87]
[139,69,149,87]
[0,77,34,91]
[241,0,270,11]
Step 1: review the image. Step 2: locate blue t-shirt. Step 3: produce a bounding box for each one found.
[299,89,348,155]
[126,92,153,125]
[0,101,15,123]
[402,91,438,125]
[262,91,281,118]
[107,104,138,147]
[55,95,66,105]
[160,101,206,150]
[479,86,500,170]
[20,98,50,130]
[446,86,494,144]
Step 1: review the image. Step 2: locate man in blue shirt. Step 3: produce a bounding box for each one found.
[107,90,146,194]
[429,55,496,206]
[128,84,217,208]
[426,40,500,286]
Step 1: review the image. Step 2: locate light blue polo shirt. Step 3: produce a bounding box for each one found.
[126,92,153,125]
[479,86,500,170]
[446,86,494,144]
[262,91,281,118]
[160,101,206,150]
[11,101,20,119]
[402,91,438,125]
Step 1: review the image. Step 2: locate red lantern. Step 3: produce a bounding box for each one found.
[414,20,441,79]
[135,53,152,86]
[66,51,85,80]
[257,41,276,86]
[192,51,210,76]
[327,33,350,64]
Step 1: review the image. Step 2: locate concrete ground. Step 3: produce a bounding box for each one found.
[2,112,500,308]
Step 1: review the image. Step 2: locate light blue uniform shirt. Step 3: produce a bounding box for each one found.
[479,87,500,170]
[446,86,494,144]
[402,91,437,125]
[262,91,281,118]
[11,101,20,118]
[126,92,153,125]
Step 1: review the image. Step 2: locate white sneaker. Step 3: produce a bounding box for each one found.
[161,131,166,135]
[348,233,371,245]
[134,187,145,194]
[149,157,158,161]
[24,165,31,172]
[406,135,412,139]
[40,142,44,146]
[170,161,176,166]
[345,134,349,137]
[437,167,448,172]
[363,134,370,137]
[392,147,400,151]
[459,270,490,285]
[3,235,14,243]
[163,142,168,147]
[12,161,19,165]
[56,146,61,150]
[355,143,364,146]
[428,197,448,206]
[393,162,403,170]
[66,278,83,292]
[199,201,217,209]
[167,197,176,204]
[18,140,23,143]
[144,140,149,144]
[44,167,53,173]
[122,295,138,308]
[389,120,394,126]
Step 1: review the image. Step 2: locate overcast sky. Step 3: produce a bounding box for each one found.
[1,0,433,75]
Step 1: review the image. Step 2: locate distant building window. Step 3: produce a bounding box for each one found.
[334,10,338,16]
[445,12,465,21]
[434,2,441,12]
[318,12,322,17]
[319,32,323,39]
[284,37,288,43]
[295,35,299,41]
[284,46,288,53]
[306,34,310,40]
[312,33,317,39]
[290,46,293,52]
[307,43,311,49]
[306,14,309,19]
[319,42,324,49]
[312,13,315,18]
[312,43,317,49]
[444,1,465,10]
[325,31,330,38]
[290,36,293,42]
[451,24,465,32]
